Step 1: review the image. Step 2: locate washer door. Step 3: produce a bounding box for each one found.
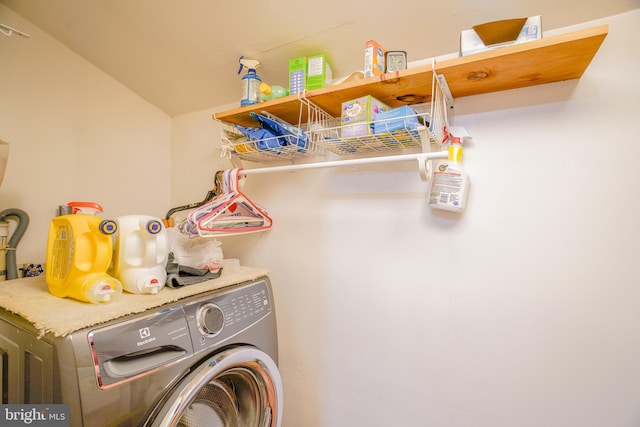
[147,346,282,427]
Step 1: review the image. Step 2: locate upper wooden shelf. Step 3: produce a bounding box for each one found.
[214,24,608,128]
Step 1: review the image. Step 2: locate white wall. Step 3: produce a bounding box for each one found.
[172,9,640,427]
[3,3,639,426]
[0,4,171,266]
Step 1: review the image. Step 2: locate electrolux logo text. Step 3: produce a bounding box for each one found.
[1,405,69,426]
[137,326,157,347]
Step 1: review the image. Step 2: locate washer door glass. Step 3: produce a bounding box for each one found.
[148,346,282,427]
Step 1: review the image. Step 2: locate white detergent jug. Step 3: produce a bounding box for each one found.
[109,215,169,294]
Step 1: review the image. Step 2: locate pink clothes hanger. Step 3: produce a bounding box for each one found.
[193,168,272,237]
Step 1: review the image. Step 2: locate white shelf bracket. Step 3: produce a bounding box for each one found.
[436,74,454,110]
[431,58,453,110]
[416,153,434,182]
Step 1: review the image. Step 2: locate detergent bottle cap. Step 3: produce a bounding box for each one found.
[67,201,103,215]
[139,276,164,294]
[85,276,123,304]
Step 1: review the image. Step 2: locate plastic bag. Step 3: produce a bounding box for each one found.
[167,227,223,273]
[249,112,308,148]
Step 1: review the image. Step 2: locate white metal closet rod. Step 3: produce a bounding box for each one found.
[240,151,448,176]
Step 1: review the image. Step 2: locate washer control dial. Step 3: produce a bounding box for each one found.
[196,303,225,337]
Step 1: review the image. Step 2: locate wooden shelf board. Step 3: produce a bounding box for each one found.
[437,24,608,98]
[213,67,435,128]
[213,24,608,128]
[306,65,435,117]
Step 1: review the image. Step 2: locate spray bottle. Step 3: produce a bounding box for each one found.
[429,128,471,213]
[238,56,262,106]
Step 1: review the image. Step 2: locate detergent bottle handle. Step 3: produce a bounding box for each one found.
[94,234,111,267]
[140,219,168,264]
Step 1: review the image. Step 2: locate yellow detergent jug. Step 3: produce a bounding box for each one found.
[45,214,122,303]
[109,215,169,295]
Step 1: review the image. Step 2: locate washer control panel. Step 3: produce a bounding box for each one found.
[183,279,272,353]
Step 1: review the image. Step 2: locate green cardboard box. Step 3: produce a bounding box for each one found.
[305,54,332,91]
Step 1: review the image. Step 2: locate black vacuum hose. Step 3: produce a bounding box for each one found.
[0,208,29,280]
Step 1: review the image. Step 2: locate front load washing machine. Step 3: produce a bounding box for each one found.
[0,276,282,426]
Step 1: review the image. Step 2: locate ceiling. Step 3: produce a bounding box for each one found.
[1,0,637,117]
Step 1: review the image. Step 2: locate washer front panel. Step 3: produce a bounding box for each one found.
[89,305,193,388]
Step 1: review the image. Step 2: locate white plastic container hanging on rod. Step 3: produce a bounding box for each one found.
[429,127,472,212]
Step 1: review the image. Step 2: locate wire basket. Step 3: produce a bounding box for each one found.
[309,103,431,155]
[311,72,451,156]
[218,71,451,161]
[221,130,317,163]
[220,105,326,162]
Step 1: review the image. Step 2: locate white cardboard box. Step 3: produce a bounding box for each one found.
[460,16,542,57]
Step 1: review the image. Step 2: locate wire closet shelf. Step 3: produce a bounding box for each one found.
[218,71,451,163]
